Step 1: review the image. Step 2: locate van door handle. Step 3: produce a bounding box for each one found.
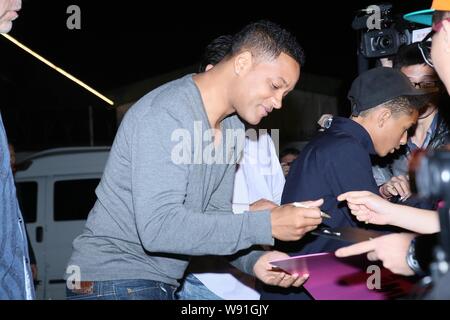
[36,226,43,243]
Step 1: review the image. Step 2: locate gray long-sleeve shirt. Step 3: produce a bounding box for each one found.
[67,75,274,286]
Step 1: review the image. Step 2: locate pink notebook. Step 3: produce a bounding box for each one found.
[270,252,414,300]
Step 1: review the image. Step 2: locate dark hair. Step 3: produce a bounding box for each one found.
[359,95,428,118]
[433,10,450,25]
[393,43,429,69]
[280,147,300,159]
[199,35,233,72]
[231,20,305,66]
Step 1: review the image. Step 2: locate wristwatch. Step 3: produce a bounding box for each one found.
[406,238,425,276]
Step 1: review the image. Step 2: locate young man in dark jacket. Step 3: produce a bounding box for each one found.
[261,67,429,299]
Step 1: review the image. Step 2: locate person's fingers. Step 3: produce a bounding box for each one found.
[276,272,288,286]
[264,271,283,286]
[347,203,370,214]
[335,240,376,257]
[392,182,407,198]
[300,208,323,219]
[386,184,398,196]
[340,193,376,207]
[291,274,309,287]
[302,216,323,226]
[367,251,379,261]
[278,273,298,288]
[356,214,370,222]
[298,199,324,208]
[337,191,371,202]
[304,225,318,233]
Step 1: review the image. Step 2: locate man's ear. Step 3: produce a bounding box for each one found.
[233,51,252,76]
[378,108,392,128]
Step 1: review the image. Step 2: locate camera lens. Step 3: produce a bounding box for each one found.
[379,35,392,49]
[373,35,393,51]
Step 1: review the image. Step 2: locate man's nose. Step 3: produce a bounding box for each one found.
[400,131,408,145]
[272,96,282,110]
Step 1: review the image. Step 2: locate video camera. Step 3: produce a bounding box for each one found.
[410,149,450,295]
[353,3,414,59]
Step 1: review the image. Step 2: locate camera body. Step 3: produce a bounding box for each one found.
[413,149,450,200]
[360,27,412,58]
[411,149,450,269]
[353,3,413,59]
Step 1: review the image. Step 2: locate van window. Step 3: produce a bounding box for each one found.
[54,179,100,221]
[16,182,38,223]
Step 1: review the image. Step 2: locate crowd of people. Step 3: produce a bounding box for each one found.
[2,0,450,300]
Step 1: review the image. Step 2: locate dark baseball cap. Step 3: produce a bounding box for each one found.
[348,67,431,115]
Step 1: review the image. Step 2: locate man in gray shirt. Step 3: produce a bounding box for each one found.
[66,20,323,300]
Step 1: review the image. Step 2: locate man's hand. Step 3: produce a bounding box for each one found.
[335,233,416,276]
[379,175,411,201]
[250,199,278,212]
[337,191,395,225]
[271,199,323,241]
[254,251,309,288]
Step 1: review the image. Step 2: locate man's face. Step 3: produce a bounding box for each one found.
[400,64,440,118]
[431,20,450,92]
[231,52,300,125]
[0,0,21,33]
[400,64,439,89]
[280,153,297,177]
[371,110,418,157]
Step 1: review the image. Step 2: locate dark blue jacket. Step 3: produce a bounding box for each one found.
[260,117,381,300]
[278,116,380,254]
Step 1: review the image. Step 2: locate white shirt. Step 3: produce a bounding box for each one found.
[195,132,285,299]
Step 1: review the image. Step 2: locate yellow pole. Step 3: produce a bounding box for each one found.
[1,33,114,106]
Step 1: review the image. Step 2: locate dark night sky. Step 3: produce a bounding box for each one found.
[0,0,432,150]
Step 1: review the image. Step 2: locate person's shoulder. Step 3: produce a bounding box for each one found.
[306,130,363,156]
[127,74,197,121]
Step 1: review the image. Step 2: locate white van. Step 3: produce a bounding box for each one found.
[15,147,110,300]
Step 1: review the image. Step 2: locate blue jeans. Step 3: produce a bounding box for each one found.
[66,279,177,300]
[176,274,223,300]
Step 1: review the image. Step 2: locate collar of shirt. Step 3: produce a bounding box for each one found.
[326,116,377,155]
[407,113,439,151]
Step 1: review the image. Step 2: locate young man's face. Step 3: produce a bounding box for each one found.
[0,0,21,33]
[400,64,440,119]
[431,19,450,92]
[371,110,418,157]
[231,52,300,125]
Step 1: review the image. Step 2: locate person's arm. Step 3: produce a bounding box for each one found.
[325,143,381,197]
[130,102,322,256]
[335,233,417,276]
[335,232,440,277]
[337,191,440,234]
[130,105,272,256]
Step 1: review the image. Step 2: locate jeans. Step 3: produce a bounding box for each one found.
[66,279,177,300]
[176,274,223,300]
